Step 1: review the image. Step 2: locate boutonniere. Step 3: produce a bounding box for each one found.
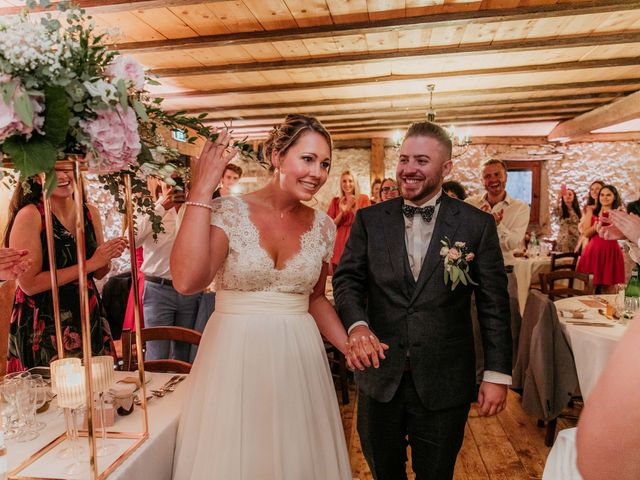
[440,237,478,290]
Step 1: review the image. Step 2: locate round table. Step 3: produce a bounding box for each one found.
[555,294,627,401]
[511,255,551,315]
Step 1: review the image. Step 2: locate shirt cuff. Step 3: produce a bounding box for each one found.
[347,321,369,335]
[482,370,512,385]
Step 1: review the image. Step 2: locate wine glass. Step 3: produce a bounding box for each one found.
[14,378,38,442]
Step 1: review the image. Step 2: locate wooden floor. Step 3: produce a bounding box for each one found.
[338,386,579,480]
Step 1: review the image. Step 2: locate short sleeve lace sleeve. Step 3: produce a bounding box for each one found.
[210,196,238,237]
[318,212,337,263]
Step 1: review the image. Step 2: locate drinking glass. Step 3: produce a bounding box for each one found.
[14,378,38,442]
[29,375,48,430]
[0,380,18,440]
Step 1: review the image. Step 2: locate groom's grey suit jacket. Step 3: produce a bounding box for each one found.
[333,193,512,410]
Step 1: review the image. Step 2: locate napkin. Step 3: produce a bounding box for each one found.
[559,309,595,319]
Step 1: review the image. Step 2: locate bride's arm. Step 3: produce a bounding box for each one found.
[171,133,238,294]
[308,263,349,355]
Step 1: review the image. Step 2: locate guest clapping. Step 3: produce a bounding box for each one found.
[0,247,31,281]
[555,186,581,253]
[576,185,625,293]
[466,159,530,256]
[378,178,399,202]
[327,170,370,272]
[4,170,125,371]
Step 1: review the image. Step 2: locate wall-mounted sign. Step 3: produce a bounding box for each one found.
[172,128,188,142]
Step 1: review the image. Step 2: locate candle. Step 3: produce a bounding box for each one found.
[90,356,115,394]
[50,358,82,394]
[56,364,86,409]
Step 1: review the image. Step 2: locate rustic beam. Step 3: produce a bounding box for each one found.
[107,1,640,54]
[193,95,615,122]
[548,90,640,141]
[203,104,593,129]
[155,57,640,99]
[175,88,629,115]
[370,139,386,185]
[148,32,640,77]
[569,132,640,142]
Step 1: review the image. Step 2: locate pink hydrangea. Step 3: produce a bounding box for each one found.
[0,75,44,142]
[81,105,141,174]
[106,56,145,91]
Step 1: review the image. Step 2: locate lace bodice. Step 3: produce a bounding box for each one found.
[210,196,336,294]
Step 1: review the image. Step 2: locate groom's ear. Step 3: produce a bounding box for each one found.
[442,159,453,178]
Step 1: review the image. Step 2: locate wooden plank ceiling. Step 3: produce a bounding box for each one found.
[4,0,640,141]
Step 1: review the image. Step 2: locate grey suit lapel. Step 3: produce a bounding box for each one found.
[411,194,461,303]
[382,198,415,291]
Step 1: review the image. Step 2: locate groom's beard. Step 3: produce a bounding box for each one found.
[399,172,444,204]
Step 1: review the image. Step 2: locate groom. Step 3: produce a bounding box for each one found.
[333,122,512,479]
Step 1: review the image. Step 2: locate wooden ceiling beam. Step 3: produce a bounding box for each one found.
[548,90,640,141]
[176,87,631,115]
[156,58,640,98]
[214,108,585,132]
[148,31,640,77]
[109,1,640,54]
[193,94,616,122]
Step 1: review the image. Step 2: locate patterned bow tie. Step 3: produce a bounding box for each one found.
[402,197,441,223]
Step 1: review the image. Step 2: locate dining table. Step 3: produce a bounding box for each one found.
[3,371,187,480]
[511,254,552,315]
[554,294,627,401]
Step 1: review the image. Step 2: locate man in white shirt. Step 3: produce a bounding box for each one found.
[333,122,512,480]
[135,181,201,362]
[466,159,530,260]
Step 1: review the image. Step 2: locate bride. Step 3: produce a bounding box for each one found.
[171,115,363,479]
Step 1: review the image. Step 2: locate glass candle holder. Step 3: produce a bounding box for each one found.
[90,356,116,456]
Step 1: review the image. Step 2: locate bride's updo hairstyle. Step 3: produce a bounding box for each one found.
[263,114,332,171]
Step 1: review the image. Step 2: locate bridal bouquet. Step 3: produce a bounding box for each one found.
[440,237,478,291]
[0,1,255,236]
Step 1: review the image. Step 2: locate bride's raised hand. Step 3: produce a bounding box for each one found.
[189,129,239,200]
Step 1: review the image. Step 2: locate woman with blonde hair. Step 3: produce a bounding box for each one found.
[327,170,370,272]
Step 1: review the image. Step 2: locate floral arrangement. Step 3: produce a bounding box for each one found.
[440,237,478,290]
[0,1,256,236]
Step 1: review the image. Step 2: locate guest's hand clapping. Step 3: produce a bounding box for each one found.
[189,130,239,200]
[339,195,356,213]
[88,237,127,270]
[0,247,32,281]
[346,325,389,370]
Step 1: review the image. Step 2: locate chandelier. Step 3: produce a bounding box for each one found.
[426,84,471,157]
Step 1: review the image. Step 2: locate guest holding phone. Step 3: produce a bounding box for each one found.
[576,185,625,293]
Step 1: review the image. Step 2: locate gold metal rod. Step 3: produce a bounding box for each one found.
[71,159,98,480]
[123,173,149,434]
[39,172,65,358]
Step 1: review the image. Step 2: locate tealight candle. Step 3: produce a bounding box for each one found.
[56,364,86,409]
[90,356,115,394]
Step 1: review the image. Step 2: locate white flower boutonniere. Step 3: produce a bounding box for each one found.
[440,237,478,291]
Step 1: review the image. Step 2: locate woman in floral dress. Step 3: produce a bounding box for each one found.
[4,170,126,372]
[555,187,581,252]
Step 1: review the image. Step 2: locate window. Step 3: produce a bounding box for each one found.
[504,160,541,225]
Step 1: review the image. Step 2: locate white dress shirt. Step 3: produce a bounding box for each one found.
[133,197,181,280]
[466,193,530,260]
[348,191,511,385]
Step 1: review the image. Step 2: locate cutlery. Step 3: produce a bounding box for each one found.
[566,321,614,327]
[151,375,186,396]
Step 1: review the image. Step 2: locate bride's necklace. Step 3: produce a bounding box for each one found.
[276,203,301,219]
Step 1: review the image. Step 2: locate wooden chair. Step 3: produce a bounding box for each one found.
[324,341,349,405]
[121,326,202,374]
[550,252,579,272]
[539,271,593,301]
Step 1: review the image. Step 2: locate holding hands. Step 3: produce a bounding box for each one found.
[345,325,389,371]
[0,247,32,281]
[189,130,239,200]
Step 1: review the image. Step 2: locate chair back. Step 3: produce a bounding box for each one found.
[121,326,202,373]
[550,252,579,272]
[539,271,593,301]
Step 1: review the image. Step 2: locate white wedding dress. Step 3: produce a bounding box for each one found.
[172,196,352,480]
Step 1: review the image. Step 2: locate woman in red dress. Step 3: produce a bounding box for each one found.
[576,184,625,293]
[327,170,370,273]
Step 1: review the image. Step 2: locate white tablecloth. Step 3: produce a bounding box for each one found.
[555,295,626,402]
[512,256,551,315]
[5,371,186,479]
[542,428,583,480]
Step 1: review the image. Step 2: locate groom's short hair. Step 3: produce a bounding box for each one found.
[403,122,452,160]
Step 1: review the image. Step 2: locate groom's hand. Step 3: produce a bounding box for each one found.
[347,325,389,370]
[477,381,508,417]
